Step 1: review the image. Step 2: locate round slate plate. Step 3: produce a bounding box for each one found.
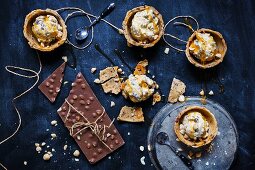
[147,96,238,170]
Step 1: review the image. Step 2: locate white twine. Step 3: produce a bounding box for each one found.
[0,52,42,170]
[163,16,199,52]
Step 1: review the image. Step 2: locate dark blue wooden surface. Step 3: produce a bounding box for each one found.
[0,0,254,170]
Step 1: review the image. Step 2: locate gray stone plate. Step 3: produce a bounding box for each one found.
[147,96,238,170]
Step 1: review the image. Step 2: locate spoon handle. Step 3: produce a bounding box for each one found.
[99,3,115,19]
[89,3,115,28]
[177,153,194,170]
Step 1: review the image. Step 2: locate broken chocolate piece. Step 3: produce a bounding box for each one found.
[57,72,124,164]
[38,62,66,102]
[117,106,144,122]
[168,78,186,103]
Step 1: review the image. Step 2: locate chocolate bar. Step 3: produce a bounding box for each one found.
[57,72,125,164]
[38,62,66,102]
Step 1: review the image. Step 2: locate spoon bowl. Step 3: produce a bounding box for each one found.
[75,3,115,42]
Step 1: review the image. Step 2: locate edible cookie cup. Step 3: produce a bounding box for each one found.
[122,5,164,48]
[174,106,218,148]
[185,28,227,69]
[23,9,67,52]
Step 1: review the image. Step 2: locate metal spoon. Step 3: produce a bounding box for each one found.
[156,132,194,170]
[75,3,115,41]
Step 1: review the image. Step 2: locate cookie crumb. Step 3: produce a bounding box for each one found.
[24,161,27,165]
[139,146,144,152]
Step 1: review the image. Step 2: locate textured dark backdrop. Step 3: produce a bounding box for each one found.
[0,0,254,170]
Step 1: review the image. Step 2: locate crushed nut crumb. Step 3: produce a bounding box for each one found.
[63,145,68,151]
[164,48,170,54]
[94,78,101,84]
[209,90,214,95]
[139,146,144,152]
[199,89,205,96]
[140,156,145,165]
[73,150,80,157]
[51,120,57,126]
[43,153,51,161]
[110,101,115,107]
[178,95,185,102]
[91,68,97,73]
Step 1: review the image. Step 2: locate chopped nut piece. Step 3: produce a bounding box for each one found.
[215,53,222,58]
[51,120,57,126]
[91,67,97,73]
[178,95,185,102]
[177,148,183,152]
[73,150,80,157]
[117,106,144,122]
[140,156,146,165]
[36,146,42,152]
[164,47,170,54]
[62,56,68,62]
[209,90,214,95]
[139,146,145,151]
[117,68,123,74]
[168,78,186,103]
[200,89,205,96]
[43,153,51,161]
[152,92,161,105]
[51,133,57,139]
[110,101,115,107]
[94,78,101,84]
[63,145,68,151]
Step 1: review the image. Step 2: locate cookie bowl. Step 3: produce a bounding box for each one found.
[23,9,67,52]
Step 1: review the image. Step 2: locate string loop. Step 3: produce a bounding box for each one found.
[163,16,199,52]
